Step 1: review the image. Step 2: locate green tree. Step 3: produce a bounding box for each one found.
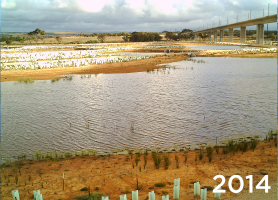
[269,33,277,41]
[122,33,129,42]
[6,40,12,45]
[55,36,62,44]
[28,28,46,44]
[97,34,106,43]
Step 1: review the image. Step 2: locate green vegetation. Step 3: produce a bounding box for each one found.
[162,191,168,194]
[155,182,166,187]
[17,78,34,83]
[152,152,162,169]
[97,34,106,43]
[175,155,179,169]
[80,187,89,191]
[163,154,170,170]
[56,36,62,44]
[129,32,161,42]
[199,150,203,160]
[135,154,140,166]
[73,193,103,200]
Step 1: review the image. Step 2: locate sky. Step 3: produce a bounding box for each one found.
[1,0,277,33]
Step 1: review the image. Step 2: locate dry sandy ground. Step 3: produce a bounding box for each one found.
[1,139,277,200]
[198,50,277,58]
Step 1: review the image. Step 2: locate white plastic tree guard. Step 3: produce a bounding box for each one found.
[120,194,127,200]
[33,189,40,200]
[35,194,43,200]
[201,188,207,200]
[214,185,221,199]
[194,182,200,196]
[162,195,169,200]
[102,196,109,200]
[149,190,155,200]
[132,190,138,200]
[12,190,20,200]
[173,185,179,200]
[174,178,180,188]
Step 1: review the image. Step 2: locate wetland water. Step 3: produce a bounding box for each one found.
[1,57,276,159]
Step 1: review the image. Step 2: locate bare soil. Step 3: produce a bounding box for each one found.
[1,140,276,200]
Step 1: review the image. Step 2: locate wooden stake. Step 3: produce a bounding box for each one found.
[136,175,138,190]
[63,173,64,190]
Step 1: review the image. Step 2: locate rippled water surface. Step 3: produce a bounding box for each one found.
[1,57,276,159]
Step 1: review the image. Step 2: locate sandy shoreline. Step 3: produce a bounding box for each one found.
[2,50,277,83]
[1,139,276,200]
[1,54,188,82]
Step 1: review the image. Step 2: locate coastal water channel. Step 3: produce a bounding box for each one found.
[1,57,276,160]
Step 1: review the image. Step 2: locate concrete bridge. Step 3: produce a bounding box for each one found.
[194,14,277,44]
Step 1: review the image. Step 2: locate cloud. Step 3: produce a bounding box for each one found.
[1,0,277,32]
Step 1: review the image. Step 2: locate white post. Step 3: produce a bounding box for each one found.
[120,194,127,200]
[35,194,43,200]
[132,190,138,200]
[201,188,207,200]
[162,195,169,200]
[33,190,40,200]
[173,185,179,200]
[214,185,221,199]
[174,178,180,188]
[194,182,200,196]
[149,191,155,200]
[102,197,109,200]
[12,190,20,200]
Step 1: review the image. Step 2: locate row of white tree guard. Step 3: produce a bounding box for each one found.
[12,179,222,200]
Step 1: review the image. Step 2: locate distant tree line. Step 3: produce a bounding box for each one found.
[128,32,162,42]
[80,32,130,37]
[1,28,47,45]
[164,28,194,41]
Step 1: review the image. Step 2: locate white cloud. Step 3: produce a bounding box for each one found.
[1,0,16,9]
[1,0,277,32]
[78,0,114,12]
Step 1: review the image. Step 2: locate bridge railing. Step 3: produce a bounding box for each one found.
[194,3,277,31]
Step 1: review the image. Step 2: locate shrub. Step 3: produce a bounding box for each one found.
[163,154,170,170]
[155,182,166,187]
[144,154,147,166]
[251,140,258,151]
[85,40,99,44]
[73,193,103,200]
[80,187,89,191]
[206,147,213,158]
[199,150,203,160]
[214,146,219,154]
[125,190,131,194]
[135,155,140,166]
[152,152,161,169]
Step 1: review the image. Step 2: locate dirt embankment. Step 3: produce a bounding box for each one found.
[1,54,188,82]
[197,50,277,58]
[1,139,277,200]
